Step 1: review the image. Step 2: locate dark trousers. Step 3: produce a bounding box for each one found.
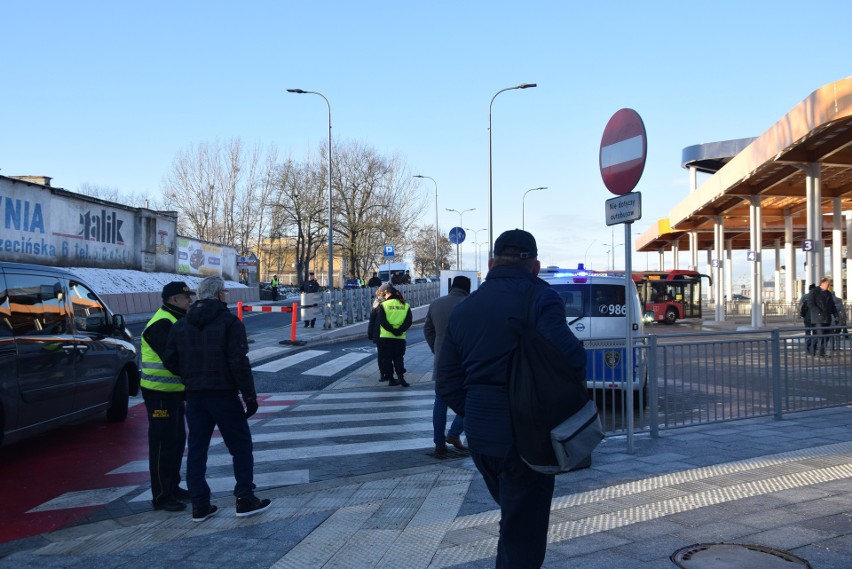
[186,393,255,507]
[433,395,463,446]
[471,449,555,568]
[142,388,186,503]
[377,338,406,380]
[815,323,832,355]
[804,322,816,353]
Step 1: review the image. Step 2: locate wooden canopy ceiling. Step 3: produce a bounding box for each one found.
[637,77,852,253]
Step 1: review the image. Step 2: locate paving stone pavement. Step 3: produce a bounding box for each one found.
[1,317,851,568]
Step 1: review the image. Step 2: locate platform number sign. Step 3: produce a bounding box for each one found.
[802,239,816,253]
[747,250,756,262]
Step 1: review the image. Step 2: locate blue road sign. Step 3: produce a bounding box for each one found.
[449,227,466,245]
[384,245,395,257]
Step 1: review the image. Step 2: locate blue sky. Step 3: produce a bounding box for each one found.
[2,1,850,276]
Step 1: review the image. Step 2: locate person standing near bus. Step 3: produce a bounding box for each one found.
[807,277,836,357]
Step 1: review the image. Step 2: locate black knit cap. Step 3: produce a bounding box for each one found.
[493,229,538,259]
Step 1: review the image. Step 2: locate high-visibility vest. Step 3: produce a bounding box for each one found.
[379,299,409,339]
[140,308,184,392]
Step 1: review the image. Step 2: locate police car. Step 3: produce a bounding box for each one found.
[540,264,647,403]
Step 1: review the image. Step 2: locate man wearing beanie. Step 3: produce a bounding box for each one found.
[424,275,471,457]
[141,281,195,512]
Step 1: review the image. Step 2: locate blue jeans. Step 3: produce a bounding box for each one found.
[471,449,555,569]
[433,395,463,446]
[186,393,255,507]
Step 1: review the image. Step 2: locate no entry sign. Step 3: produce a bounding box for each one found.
[599,108,647,195]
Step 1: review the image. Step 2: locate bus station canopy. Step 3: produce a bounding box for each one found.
[637,77,852,253]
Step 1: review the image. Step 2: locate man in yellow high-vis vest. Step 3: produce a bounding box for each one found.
[142,281,195,512]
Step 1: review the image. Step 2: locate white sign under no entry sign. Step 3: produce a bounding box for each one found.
[605,192,641,226]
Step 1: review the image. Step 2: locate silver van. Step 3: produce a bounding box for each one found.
[0,262,139,446]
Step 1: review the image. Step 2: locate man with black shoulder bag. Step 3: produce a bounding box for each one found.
[436,229,589,569]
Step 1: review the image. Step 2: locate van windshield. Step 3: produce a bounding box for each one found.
[550,283,627,318]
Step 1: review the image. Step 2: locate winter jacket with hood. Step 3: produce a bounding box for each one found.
[163,298,257,399]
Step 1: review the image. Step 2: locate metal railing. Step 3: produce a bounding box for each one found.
[600,327,852,439]
[322,281,441,327]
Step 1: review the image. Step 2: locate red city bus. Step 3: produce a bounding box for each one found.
[632,270,712,325]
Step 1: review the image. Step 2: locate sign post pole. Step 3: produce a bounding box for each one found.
[600,108,647,455]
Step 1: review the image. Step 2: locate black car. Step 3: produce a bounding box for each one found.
[0,262,139,446]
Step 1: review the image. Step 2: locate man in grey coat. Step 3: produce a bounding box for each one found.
[424,276,471,456]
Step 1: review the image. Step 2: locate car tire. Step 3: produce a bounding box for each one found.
[106,370,129,422]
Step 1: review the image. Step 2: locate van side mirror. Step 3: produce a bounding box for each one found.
[112,314,126,329]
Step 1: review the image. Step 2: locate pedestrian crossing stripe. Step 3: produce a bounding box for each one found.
[38,389,457,515]
[253,350,328,373]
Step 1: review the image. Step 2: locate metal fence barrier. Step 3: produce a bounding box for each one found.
[321,281,441,328]
[600,327,852,441]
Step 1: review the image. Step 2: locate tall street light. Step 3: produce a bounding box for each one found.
[603,243,623,271]
[446,207,475,269]
[466,228,487,272]
[287,88,334,294]
[476,241,489,276]
[488,82,536,259]
[413,174,439,276]
[521,186,547,230]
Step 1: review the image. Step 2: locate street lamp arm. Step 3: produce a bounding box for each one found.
[488,82,537,261]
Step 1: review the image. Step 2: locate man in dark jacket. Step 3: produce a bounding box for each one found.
[366,272,382,288]
[163,276,271,523]
[436,229,586,569]
[807,276,837,357]
[800,284,817,354]
[424,275,470,457]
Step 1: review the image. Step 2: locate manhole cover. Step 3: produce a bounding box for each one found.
[672,543,812,568]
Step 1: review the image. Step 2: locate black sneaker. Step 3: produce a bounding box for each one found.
[152,499,186,512]
[236,496,272,518]
[192,504,218,523]
[173,487,191,501]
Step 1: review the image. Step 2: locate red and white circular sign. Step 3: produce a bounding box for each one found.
[599,108,647,195]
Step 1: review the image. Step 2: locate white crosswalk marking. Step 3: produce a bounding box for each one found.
[301,352,373,376]
[253,350,328,372]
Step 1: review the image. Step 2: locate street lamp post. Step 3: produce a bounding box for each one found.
[475,241,489,275]
[521,186,547,230]
[488,83,536,259]
[413,174,439,276]
[287,88,334,295]
[466,228,487,272]
[446,207,475,270]
[603,243,623,271]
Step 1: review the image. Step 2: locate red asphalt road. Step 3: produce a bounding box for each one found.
[0,395,291,544]
[0,402,150,544]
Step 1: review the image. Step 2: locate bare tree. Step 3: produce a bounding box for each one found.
[77,183,163,209]
[161,138,278,256]
[332,140,424,281]
[410,224,452,276]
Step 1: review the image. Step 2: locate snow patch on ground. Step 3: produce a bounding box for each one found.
[61,267,248,296]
